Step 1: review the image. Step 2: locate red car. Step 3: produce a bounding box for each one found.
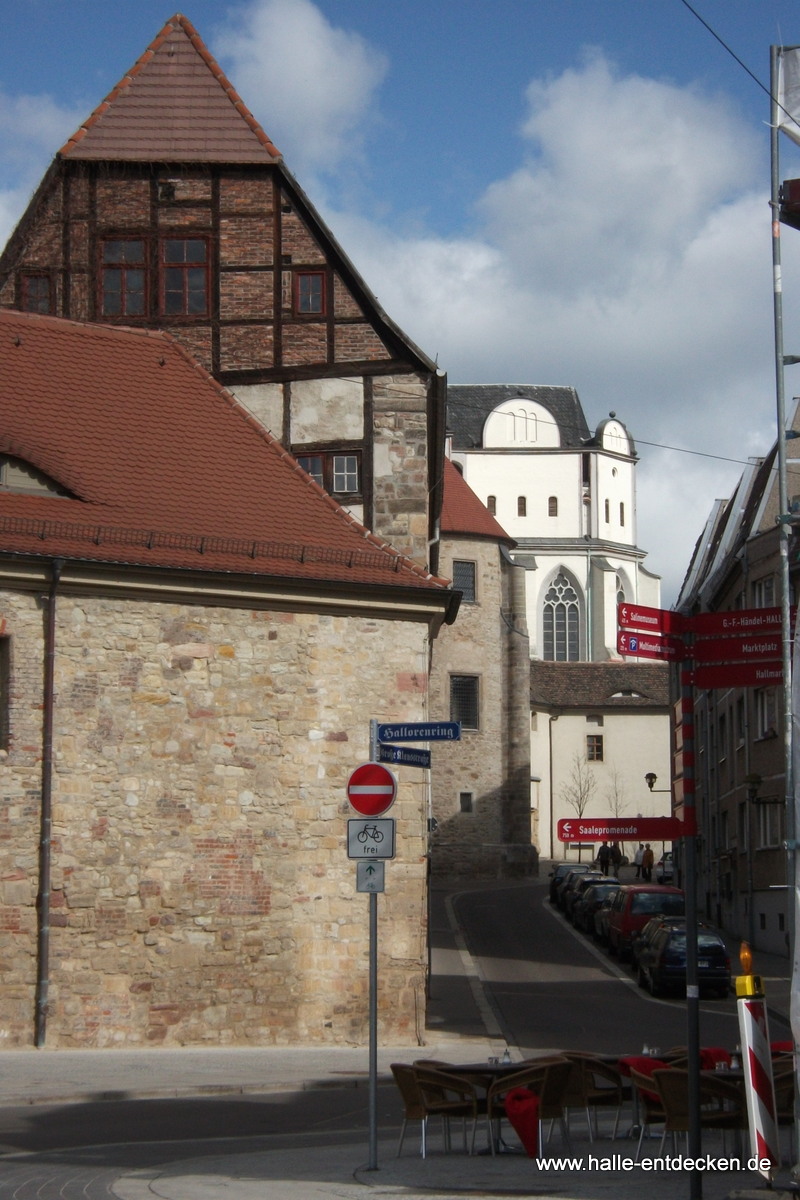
[606,884,684,961]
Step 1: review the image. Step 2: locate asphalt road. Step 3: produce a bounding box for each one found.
[452,879,791,1059]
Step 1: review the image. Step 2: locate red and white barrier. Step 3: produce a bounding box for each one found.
[738,995,780,1178]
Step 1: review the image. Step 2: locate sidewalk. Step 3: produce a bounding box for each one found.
[0,878,795,1199]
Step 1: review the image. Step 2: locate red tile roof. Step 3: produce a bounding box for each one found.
[440,459,513,544]
[60,14,281,163]
[0,310,451,596]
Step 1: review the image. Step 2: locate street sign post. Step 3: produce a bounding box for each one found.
[378,744,432,769]
[376,721,461,743]
[557,816,686,842]
[346,762,397,816]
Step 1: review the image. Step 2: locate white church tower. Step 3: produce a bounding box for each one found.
[446,385,670,860]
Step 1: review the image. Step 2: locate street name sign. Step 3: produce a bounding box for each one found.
[378,744,432,769]
[346,762,397,816]
[347,818,395,859]
[617,630,685,662]
[692,661,784,690]
[376,721,461,743]
[557,817,685,842]
[356,861,385,892]
[617,603,685,636]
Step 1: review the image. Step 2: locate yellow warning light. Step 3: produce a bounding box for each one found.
[740,941,753,975]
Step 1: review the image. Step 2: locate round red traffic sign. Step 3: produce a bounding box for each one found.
[346,761,397,816]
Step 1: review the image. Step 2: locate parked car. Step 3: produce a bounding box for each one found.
[656,851,674,884]
[549,862,579,904]
[573,880,621,934]
[606,884,685,960]
[637,923,731,997]
[555,865,593,909]
[563,871,607,921]
[631,913,686,968]
[594,891,619,943]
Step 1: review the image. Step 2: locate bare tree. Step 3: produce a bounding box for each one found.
[605,764,631,866]
[560,753,597,862]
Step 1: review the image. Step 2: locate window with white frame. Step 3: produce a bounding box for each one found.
[757,800,783,848]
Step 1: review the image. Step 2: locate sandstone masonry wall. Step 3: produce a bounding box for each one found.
[1,589,431,1048]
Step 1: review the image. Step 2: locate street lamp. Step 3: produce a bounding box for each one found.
[644,772,671,793]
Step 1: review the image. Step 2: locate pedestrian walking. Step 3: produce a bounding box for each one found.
[642,843,654,882]
[634,843,644,879]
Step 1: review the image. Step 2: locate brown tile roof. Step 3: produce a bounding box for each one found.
[440,459,514,544]
[0,310,451,598]
[530,661,671,709]
[60,14,281,163]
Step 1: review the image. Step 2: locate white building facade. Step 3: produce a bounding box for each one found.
[446,385,671,859]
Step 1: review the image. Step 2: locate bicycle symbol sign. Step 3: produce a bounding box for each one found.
[347,818,395,859]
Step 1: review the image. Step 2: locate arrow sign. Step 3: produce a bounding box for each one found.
[617,630,685,662]
[617,603,685,636]
[557,817,685,842]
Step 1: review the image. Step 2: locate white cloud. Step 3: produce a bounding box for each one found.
[322,50,784,605]
[0,88,87,246]
[213,0,388,185]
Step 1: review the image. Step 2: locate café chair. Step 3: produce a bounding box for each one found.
[629,1066,668,1160]
[393,1063,481,1157]
[562,1052,628,1141]
[652,1068,746,1156]
[486,1057,573,1155]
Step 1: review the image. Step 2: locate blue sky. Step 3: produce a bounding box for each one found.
[3,0,800,602]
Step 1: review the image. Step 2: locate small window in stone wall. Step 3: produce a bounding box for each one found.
[452,560,476,603]
[450,674,479,729]
[459,791,474,813]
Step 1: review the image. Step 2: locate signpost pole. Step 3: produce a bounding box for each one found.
[367,720,379,1171]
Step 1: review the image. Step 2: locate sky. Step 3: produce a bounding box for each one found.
[3,0,800,605]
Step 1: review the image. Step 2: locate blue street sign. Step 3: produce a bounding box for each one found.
[376,721,461,743]
[378,744,432,769]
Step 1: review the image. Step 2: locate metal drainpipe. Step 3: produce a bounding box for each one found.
[34,557,63,1047]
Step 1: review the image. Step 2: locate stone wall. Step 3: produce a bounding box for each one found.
[0,587,432,1048]
[429,537,533,879]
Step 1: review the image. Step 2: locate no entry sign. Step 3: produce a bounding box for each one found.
[346,762,397,816]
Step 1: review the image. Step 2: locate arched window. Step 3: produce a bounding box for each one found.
[487,495,496,515]
[616,574,626,608]
[542,573,580,661]
[517,496,527,517]
[548,496,558,517]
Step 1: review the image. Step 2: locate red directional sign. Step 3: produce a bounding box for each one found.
[691,607,785,638]
[557,817,685,842]
[692,633,781,664]
[346,762,397,816]
[617,603,685,636]
[617,630,685,662]
[692,661,783,690]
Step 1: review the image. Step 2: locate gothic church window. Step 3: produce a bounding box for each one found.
[542,573,580,661]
